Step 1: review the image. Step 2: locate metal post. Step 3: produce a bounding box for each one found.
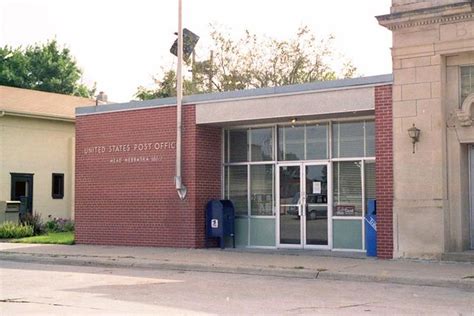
[175,0,187,200]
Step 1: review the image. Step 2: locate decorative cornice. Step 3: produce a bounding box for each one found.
[377,2,473,30]
[456,93,474,127]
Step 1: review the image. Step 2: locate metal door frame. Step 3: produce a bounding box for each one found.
[276,161,331,249]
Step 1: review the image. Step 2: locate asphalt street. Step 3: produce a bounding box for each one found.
[1,260,472,315]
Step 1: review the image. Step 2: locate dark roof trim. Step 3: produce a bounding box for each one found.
[76,74,393,116]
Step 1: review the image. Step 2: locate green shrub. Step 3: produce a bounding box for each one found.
[0,221,34,239]
[45,216,74,232]
[22,213,44,235]
[63,221,75,232]
[45,220,58,232]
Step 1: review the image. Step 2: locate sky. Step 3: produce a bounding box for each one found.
[1,0,392,102]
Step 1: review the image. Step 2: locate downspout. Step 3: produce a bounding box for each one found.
[175,0,187,200]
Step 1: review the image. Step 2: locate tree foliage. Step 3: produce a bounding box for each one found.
[136,26,357,100]
[0,40,95,98]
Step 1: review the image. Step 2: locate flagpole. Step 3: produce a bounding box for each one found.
[175,0,187,200]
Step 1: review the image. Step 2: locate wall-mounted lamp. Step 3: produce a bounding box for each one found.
[291,118,297,128]
[407,123,421,153]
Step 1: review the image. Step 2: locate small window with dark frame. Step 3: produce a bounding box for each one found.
[52,173,64,199]
[461,65,474,105]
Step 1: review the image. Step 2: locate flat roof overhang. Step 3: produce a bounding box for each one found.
[75,74,392,126]
[196,85,377,127]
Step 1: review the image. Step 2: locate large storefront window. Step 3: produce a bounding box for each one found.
[251,128,273,161]
[332,160,375,250]
[225,128,273,163]
[227,129,248,162]
[225,166,248,216]
[224,127,276,247]
[224,120,375,250]
[333,161,362,217]
[278,123,328,161]
[278,126,304,160]
[332,121,374,158]
[307,124,328,160]
[250,165,273,216]
[332,160,376,217]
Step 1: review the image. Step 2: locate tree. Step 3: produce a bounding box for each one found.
[135,26,357,100]
[0,40,95,98]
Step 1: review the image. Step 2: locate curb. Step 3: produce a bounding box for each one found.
[0,252,472,291]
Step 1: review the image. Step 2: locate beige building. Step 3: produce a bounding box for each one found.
[0,86,94,220]
[378,0,474,258]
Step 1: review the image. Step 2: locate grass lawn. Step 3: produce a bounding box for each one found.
[12,231,74,245]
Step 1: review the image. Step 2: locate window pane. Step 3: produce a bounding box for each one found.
[278,126,304,161]
[250,165,273,216]
[279,165,300,205]
[52,173,64,199]
[225,166,248,216]
[224,130,228,163]
[234,217,249,246]
[364,161,376,213]
[332,122,365,158]
[333,161,362,216]
[229,129,248,162]
[333,219,363,249]
[306,124,328,160]
[460,66,474,105]
[250,128,273,161]
[365,121,375,157]
[249,217,275,246]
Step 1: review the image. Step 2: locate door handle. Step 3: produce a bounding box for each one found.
[297,196,306,217]
[300,195,306,217]
[295,196,301,216]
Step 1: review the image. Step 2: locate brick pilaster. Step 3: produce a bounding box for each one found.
[375,85,394,259]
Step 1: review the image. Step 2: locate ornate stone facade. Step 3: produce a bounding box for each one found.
[457,93,474,126]
[378,0,474,258]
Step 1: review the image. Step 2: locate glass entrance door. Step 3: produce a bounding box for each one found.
[304,164,329,247]
[278,165,302,245]
[278,163,330,249]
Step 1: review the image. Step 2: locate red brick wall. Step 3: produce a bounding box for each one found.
[75,105,222,247]
[375,85,393,259]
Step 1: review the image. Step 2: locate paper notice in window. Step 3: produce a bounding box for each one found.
[313,181,321,194]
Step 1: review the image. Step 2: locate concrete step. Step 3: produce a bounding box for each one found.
[441,251,474,263]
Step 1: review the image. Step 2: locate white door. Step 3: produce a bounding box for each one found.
[277,163,331,249]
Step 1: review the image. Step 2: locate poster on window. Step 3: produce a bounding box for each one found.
[312,181,321,194]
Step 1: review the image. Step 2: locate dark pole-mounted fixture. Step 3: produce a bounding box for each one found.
[407,123,421,153]
[170,28,200,61]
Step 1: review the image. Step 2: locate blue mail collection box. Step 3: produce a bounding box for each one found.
[365,199,377,257]
[205,200,235,249]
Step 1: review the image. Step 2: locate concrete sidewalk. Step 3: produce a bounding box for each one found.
[0,243,473,291]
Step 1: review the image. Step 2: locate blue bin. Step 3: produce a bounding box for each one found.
[365,199,377,257]
[205,200,235,249]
